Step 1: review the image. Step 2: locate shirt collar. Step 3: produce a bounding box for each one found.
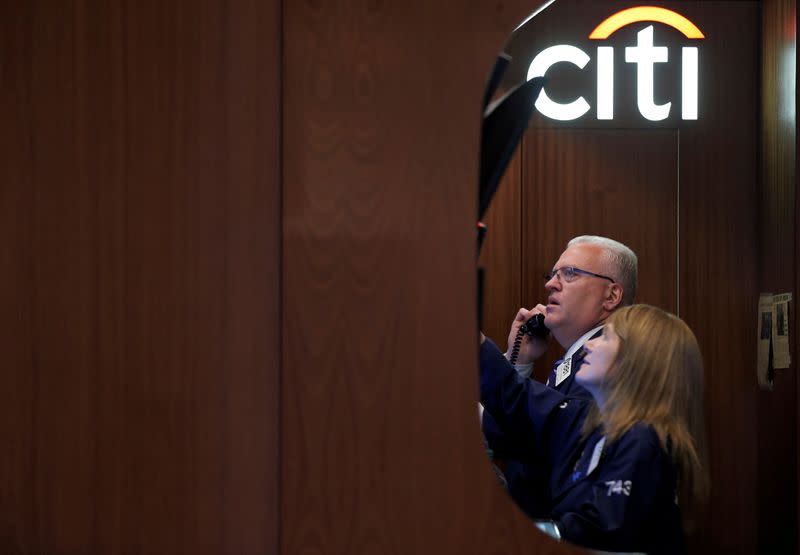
[564,324,604,360]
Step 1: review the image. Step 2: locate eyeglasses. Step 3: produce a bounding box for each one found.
[543,266,615,284]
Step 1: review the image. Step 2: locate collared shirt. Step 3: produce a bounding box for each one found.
[564,324,604,364]
[507,324,605,381]
[549,324,605,389]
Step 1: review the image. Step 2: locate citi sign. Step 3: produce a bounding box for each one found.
[528,6,704,121]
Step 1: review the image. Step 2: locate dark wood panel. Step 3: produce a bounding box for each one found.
[520,128,678,382]
[0,5,38,551]
[678,3,760,554]
[758,1,797,553]
[479,150,522,349]
[282,0,575,553]
[0,1,280,553]
[797,0,800,542]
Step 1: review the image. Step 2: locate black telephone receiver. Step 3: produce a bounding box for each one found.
[509,313,549,366]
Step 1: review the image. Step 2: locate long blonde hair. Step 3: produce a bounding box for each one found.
[581,304,709,517]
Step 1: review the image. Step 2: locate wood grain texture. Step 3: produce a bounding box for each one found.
[797,0,800,544]
[677,4,760,554]
[0,1,781,554]
[282,0,576,553]
[0,1,280,553]
[519,129,678,383]
[479,150,522,350]
[758,2,797,553]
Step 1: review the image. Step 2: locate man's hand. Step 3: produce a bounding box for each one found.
[506,305,549,365]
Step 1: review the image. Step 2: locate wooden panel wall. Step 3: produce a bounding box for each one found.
[677,5,760,553]
[281,0,579,554]
[0,1,280,553]
[797,0,800,544]
[518,129,678,381]
[759,1,797,553]
[3,0,792,554]
[479,150,522,351]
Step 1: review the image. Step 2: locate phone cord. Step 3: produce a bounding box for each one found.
[508,327,525,366]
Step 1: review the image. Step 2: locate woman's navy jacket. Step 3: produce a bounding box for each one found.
[480,338,686,554]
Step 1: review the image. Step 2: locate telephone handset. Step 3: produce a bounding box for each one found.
[508,313,550,366]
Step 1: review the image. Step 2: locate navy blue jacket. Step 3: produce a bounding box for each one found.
[480,338,686,554]
[482,333,596,518]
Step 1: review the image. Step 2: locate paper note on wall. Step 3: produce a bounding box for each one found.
[772,293,792,369]
[757,293,774,390]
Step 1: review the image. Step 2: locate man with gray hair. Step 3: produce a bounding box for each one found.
[506,235,638,397]
[482,235,638,519]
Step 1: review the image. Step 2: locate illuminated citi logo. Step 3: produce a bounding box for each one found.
[527,6,704,121]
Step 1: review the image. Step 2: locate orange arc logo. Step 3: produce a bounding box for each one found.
[589,6,705,39]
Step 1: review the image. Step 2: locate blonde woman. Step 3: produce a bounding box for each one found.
[480,304,708,554]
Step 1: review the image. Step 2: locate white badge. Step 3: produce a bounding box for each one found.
[587,436,606,476]
[555,357,572,387]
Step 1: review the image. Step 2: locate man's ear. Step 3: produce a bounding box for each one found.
[603,283,624,311]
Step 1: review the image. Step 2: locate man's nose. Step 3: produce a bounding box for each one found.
[545,275,561,291]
